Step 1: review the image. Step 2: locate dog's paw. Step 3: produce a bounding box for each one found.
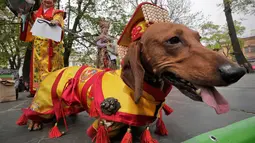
[27,121,42,131]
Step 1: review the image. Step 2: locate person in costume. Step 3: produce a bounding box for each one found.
[16,2,174,142]
[19,0,65,97]
[96,18,113,69]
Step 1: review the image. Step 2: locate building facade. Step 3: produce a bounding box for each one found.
[241,36,255,65]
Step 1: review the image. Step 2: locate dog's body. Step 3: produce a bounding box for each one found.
[25,66,171,126]
[17,21,246,142]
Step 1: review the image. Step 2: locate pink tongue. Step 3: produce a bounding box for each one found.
[200,87,229,114]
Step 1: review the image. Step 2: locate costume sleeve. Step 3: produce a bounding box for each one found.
[19,13,35,42]
[53,12,64,28]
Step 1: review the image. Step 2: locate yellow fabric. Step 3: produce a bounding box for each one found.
[101,70,160,116]
[31,13,64,91]
[30,67,99,114]
[77,68,103,108]
[30,66,162,119]
[52,12,65,27]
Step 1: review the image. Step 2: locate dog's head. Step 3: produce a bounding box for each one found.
[121,22,246,114]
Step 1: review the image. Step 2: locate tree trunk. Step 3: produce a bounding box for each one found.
[64,45,71,67]
[223,0,254,73]
[9,59,15,70]
[63,0,71,67]
[63,0,93,67]
[57,0,61,9]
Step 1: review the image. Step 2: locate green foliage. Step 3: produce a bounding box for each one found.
[62,0,130,66]
[231,0,255,15]
[219,0,255,15]
[0,6,28,69]
[0,0,209,68]
[201,20,245,59]
[165,0,206,29]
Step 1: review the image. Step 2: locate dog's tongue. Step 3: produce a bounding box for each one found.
[200,87,229,114]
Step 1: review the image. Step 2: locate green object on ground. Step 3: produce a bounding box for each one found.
[183,116,255,143]
[0,74,13,78]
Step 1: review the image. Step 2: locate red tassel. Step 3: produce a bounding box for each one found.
[16,113,28,126]
[93,121,110,143]
[48,123,63,138]
[155,118,168,136]
[87,125,97,139]
[121,128,132,143]
[163,104,173,116]
[140,127,158,143]
[89,97,98,117]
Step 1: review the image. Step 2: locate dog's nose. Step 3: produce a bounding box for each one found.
[219,64,246,84]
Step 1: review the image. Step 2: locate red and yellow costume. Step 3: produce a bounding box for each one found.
[20,5,65,95]
[17,2,173,142]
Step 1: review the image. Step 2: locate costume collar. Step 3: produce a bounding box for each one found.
[143,80,172,102]
[35,5,55,20]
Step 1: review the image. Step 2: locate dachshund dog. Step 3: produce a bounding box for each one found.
[17,22,245,141]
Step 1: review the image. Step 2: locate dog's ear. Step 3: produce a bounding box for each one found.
[121,41,145,103]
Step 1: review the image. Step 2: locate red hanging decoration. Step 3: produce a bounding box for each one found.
[121,128,132,143]
[87,125,97,139]
[93,121,110,143]
[16,113,28,126]
[162,104,173,116]
[155,118,168,136]
[140,127,158,143]
[48,123,62,138]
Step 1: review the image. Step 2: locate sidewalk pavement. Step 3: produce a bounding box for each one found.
[0,74,255,143]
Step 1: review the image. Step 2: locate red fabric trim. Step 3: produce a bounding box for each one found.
[51,69,66,120]
[22,107,84,123]
[80,72,102,110]
[48,40,53,72]
[22,108,54,123]
[61,66,88,106]
[91,72,157,126]
[164,81,173,95]
[100,111,156,127]
[35,6,65,20]
[35,6,54,20]
[87,125,97,139]
[19,20,29,41]
[143,82,172,102]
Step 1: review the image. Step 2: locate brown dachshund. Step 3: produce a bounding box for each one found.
[17,22,245,141]
[122,22,245,114]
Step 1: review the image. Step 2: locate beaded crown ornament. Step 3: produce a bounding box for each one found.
[117,2,171,60]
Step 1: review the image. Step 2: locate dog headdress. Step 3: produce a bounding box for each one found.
[117,2,171,60]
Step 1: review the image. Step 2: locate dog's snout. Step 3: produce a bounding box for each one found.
[219,64,246,84]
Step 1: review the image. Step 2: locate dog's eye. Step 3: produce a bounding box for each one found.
[166,36,181,44]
